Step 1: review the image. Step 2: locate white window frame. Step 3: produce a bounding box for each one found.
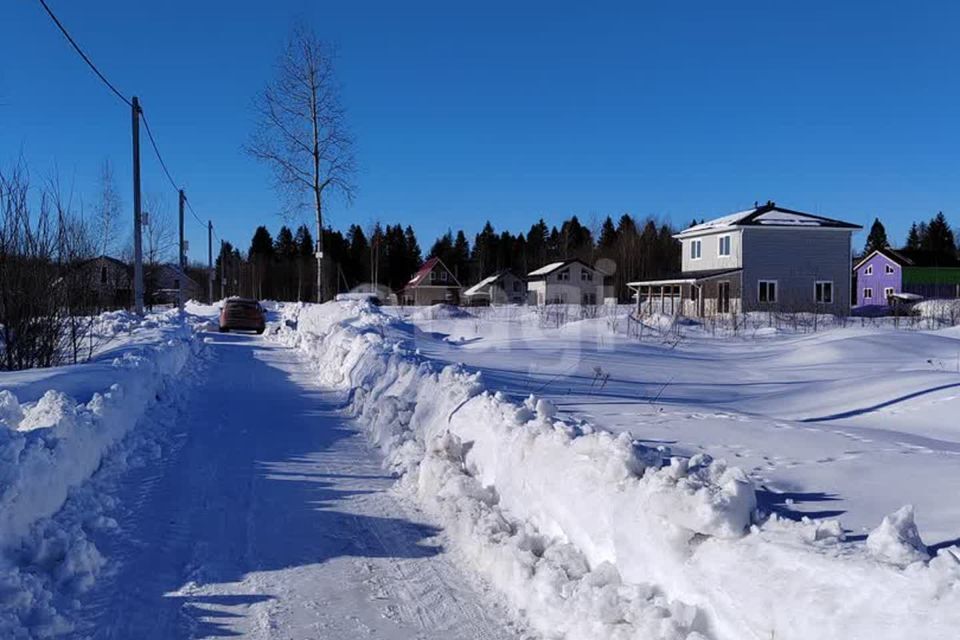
[814,280,834,304]
[863,287,874,300]
[718,234,732,258]
[558,269,570,281]
[864,265,873,276]
[885,264,895,275]
[758,280,778,304]
[439,271,448,282]
[884,286,895,299]
[580,270,593,282]
[690,239,702,260]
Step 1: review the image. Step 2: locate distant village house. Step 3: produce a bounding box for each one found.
[399,257,462,305]
[462,270,527,305]
[628,202,861,316]
[527,259,608,305]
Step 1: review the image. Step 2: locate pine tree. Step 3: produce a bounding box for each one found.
[863,218,889,255]
[905,223,921,250]
[922,212,956,260]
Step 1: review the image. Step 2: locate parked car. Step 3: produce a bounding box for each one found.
[219,298,266,334]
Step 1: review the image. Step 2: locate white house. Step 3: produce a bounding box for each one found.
[463,270,527,305]
[628,201,861,316]
[527,259,607,305]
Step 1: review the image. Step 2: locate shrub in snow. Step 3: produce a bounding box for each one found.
[866,505,930,566]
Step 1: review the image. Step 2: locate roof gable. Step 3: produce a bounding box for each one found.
[406,257,462,288]
[528,258,605,278]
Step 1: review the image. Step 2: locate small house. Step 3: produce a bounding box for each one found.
[854,247,960,309]
[79,255,133,308]
[527,259,607,305]
[463,270,527,305]
[628,201,861,316]
[399,257,462,306]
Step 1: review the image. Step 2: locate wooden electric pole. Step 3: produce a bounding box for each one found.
[132,96,144,315]
[178,189,185,311]
[208,221,213,303]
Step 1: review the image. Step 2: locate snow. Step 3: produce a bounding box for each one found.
[463,274,501,297]
[0,308,206,636]
[1,301,518,638]
[277,301,960,639]
[528,261,568,277]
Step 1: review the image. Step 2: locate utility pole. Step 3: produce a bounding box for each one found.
[207,221,213,303]
[178,189,185,312]
[220,239,226,299]
[132,96,144,315]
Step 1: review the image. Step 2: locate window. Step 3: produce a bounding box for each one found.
[100,266,107,284]
[439,271,448,282]
[863,287,874,300]
[558,269,570,281]
[690,239,702,260]
[885,264,895,275]
[174,279,180,290]
[513,281,521,292]
[815,281,833,304]
[758,280,778,303]
[580,270,593,282]
[865,265,873,276]
[884,287,895,299]
[718,235,731,257]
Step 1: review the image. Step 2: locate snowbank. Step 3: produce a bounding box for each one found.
[0,310,204,636]
[277,301,960,640]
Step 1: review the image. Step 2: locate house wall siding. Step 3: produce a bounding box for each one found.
[530,262,604,305]
[741,228,853,313]
[680,229,743,273]
[854,253,901,307]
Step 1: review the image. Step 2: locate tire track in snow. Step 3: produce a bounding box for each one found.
[66,332,519,640]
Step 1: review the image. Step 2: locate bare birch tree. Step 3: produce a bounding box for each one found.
[248,23,355,302]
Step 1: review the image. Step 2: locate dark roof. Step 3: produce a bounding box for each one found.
[858,246,960,269]
[680,201,861,236]
[79,255,132,273]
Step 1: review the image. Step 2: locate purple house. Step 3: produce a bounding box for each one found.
[854,247,960,308]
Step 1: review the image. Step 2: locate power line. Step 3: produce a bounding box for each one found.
[139,108,181,193]
[37,0,132,107]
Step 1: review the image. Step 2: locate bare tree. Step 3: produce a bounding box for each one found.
[95,159,123,257]
[248,23,356,302]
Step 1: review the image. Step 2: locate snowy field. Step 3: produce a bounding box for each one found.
[276,300,959,640]
[391,304,960,545]
[2,299,958,639]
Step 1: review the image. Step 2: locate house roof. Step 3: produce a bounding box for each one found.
[527,258,606,279]
[404,256,462,289]
[678,201,861,238]
[627,268,743,288]
[463,269,521,297]
[80,254,132,273]
[854,246,960,271]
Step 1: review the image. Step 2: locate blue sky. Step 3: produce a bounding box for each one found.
[2,0,958,261]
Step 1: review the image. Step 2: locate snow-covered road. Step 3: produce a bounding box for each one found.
[70,332,517,639]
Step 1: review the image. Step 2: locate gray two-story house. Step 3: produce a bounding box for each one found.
[628,201,861,316]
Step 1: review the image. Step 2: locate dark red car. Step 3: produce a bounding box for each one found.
[219,298,266,334]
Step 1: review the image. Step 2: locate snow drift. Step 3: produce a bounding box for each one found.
[0,311,203,636]
[277,301,960,640]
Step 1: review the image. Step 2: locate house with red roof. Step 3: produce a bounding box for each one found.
[398,257,463,306]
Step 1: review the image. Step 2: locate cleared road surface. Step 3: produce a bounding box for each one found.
[71,333,517,639]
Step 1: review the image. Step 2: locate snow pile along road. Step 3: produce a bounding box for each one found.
[277,301,960,640]
[0,310,204,636]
